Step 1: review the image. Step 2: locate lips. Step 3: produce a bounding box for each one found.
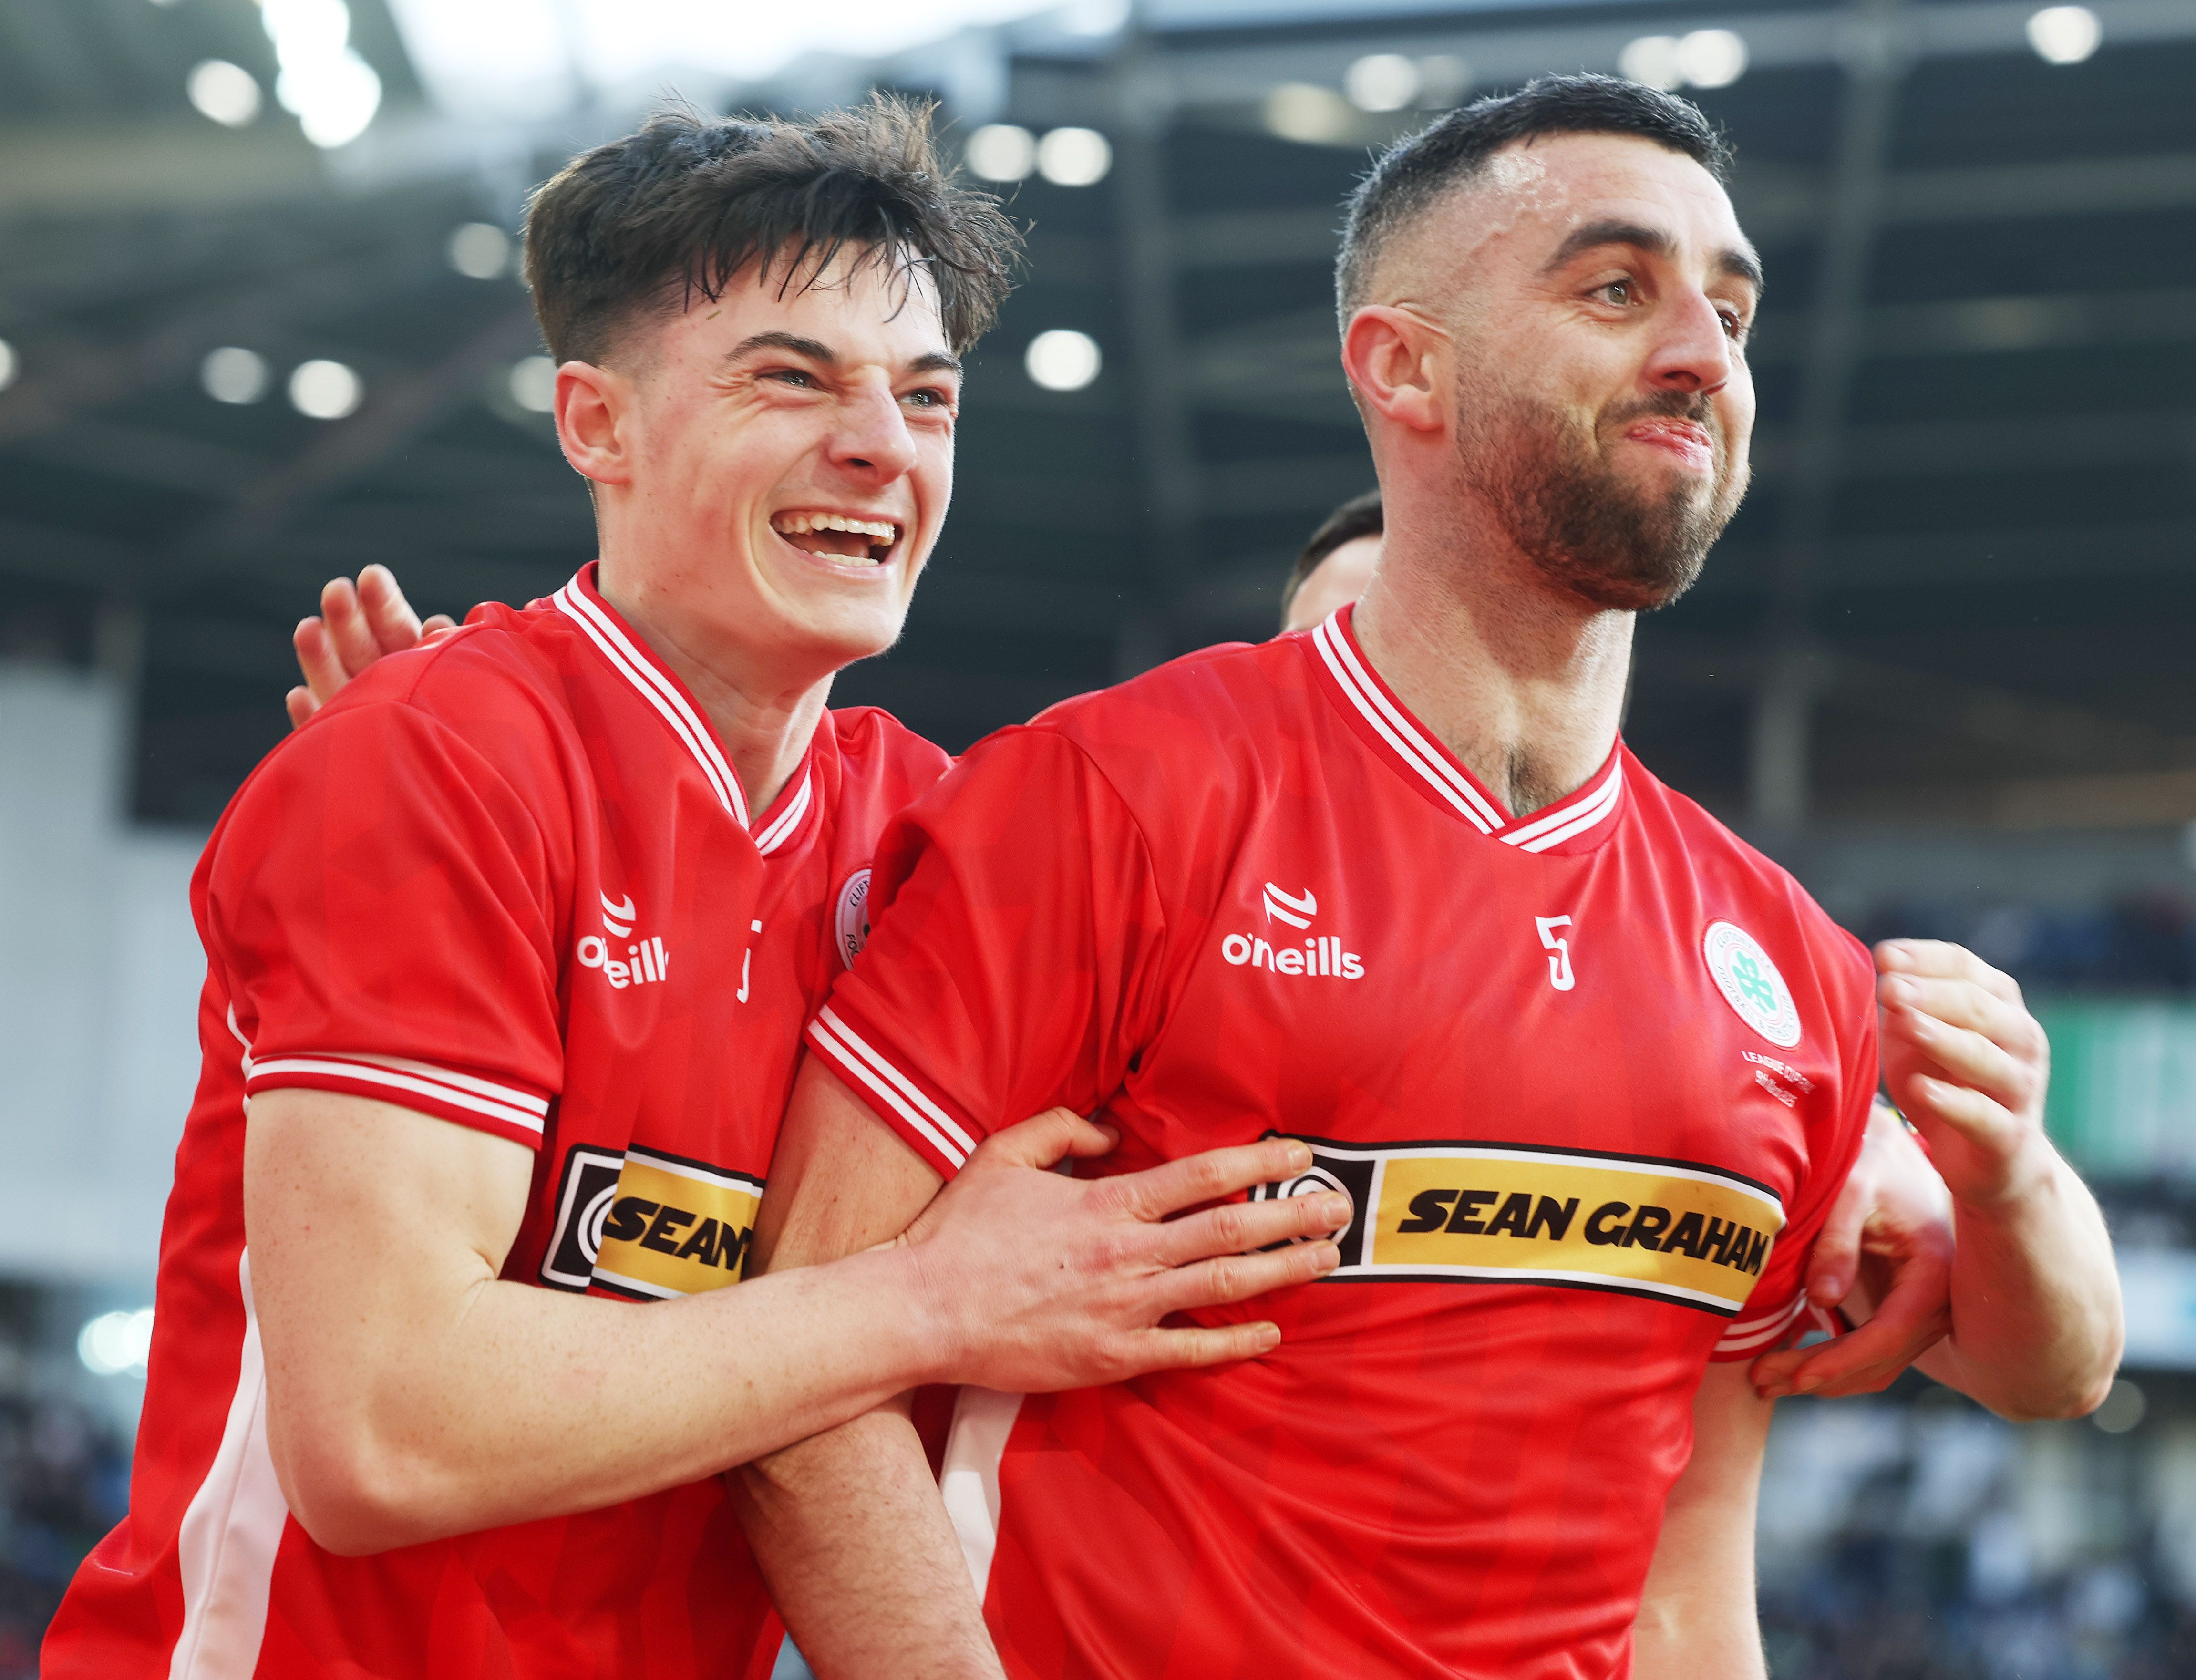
[1623,419,1716,474]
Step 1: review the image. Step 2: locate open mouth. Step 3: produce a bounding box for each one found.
[770,510,903,567]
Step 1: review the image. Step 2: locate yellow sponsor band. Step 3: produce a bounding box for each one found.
[593,1149,762,1299]
[1259,1137,1784,1316]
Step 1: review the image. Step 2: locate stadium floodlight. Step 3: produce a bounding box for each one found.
[187,60,263,127]
[1036,127,1112,187]
[508,356,558,414]
[449,222,513,280]
[964,124,1037,183]
[0,338,16,393]
[290,359,364,420]
[1264,83,1354,145]
[1059,0,1129,35]
[2027,5,2102,63]
[1344,54,1420,113]
[1619,36,1686,92]
[202,347,271,404]
[79,1309,154,1379]
[262,0,382,149]
[1025,329,1102,392]
[1676,29,1748,88]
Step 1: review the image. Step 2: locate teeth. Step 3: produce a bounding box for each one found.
[772,512,900,544]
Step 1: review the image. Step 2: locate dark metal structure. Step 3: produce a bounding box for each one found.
[1,0,2192,832]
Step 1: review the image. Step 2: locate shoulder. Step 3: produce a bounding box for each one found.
[827,705,953,800]
[1029,636,1299,744]
[1626,753,1874,999]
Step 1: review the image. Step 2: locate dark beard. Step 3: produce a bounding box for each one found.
[1465,389,1743,613]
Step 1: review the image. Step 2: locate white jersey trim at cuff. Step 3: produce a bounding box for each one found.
[808,1008,976,1170]
[247,1052,548,1137]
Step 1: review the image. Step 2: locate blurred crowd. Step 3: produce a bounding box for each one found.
[1759,1385,2196,1680]
[0,1388,127,1680]
[1857,892,2196,996]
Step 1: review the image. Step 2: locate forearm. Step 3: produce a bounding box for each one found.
[1918,1142,2122,1420]
[1633,1365,1770,1680]
[271,1246,949,1553]
[737,1405,1001,1680]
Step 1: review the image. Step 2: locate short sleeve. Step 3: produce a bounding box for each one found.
[804,728,1168,1179]
[207,702,566,1150]
[1709,933,1878,1361]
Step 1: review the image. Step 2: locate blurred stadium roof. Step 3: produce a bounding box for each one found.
[0,0,2193,832]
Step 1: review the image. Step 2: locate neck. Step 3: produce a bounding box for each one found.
[1351,500,1633,820]
[594,562,831,821]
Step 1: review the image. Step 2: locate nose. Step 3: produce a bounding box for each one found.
[828,378,918,482]
[1645,287,1735,398]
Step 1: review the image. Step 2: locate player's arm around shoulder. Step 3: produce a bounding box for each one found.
[1631,1363,1777,1680]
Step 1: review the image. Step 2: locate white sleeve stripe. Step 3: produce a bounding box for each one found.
[814,1007,979,1156]
[247,1057,547,1135]
[808,1018,971,1170]
[274,1051,551,1115]
[1713,1292,1810,1353]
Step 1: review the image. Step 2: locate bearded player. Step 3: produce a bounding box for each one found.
[731,77,2120,1679]
[40,100,1354,1680]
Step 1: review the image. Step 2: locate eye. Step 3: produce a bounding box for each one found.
[764,368,815,388]
[1596,279,1635,308]
[1717,309,1748,342]
[905,387,948,409]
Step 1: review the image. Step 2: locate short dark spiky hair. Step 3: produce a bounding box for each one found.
[524,94,1021,366]
[1280,489,1382,625]
[1336,73,1732,324]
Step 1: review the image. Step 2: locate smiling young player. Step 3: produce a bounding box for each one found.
[41,101,1350,1680]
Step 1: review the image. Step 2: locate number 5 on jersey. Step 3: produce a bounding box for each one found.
[1536,916,1575,992]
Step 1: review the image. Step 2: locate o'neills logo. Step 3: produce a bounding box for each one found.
[1220,881,1364,979]
[1252,1133,1784,1317]
[578,891,669,990]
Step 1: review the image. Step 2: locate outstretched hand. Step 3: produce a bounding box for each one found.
[895,1110,1347,1394]
[286,564,455,729]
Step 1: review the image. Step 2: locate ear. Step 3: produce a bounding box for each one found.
[555,361,635,487]
[1341,305,1446,437]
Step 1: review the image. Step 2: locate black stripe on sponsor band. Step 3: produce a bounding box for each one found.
[1256,1129,1783,1206]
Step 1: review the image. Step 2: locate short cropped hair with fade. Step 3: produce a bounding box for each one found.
[1336,73,1733,326]
[524,94,1022,367]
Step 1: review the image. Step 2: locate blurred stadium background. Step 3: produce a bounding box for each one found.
[1,0,2193,1672]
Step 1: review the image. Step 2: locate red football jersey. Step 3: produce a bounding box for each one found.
[44,564,949,1680]
[807,605,1876,1680]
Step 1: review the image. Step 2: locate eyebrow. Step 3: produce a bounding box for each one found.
[724,331,962,378]
[1544,218,1765,296]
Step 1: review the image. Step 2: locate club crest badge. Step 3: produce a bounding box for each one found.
[834,867,872,970]
[1702,920,1801,1048]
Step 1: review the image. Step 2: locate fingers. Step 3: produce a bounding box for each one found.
[1121,1320,1284,1373]
[1876,938,2021,1007]
[971,1108,1117,1172]
[293,616,351,706]
[1805,1166,1868,1309]
[1900,1073,2021,1146]
[319,577,381,681]
[1877,970,2034,1046]
[1882,1001,2034,1113]
[1151,1240,1341,1317]
[1754,1273,1950,1400]
[422,614,458,636]
[1152,1192,1350,1267]
[284,685,318,732]
[1106,1138,1313,1222]
[356,564,426,653]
